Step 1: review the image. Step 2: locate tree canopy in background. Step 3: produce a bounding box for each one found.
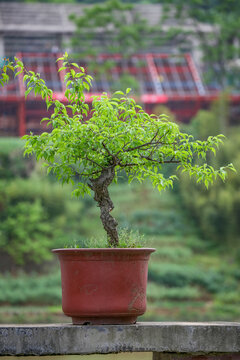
[178,95,240,245]
[69,0,154,92]
[70,0,149,57]
[159,0,240,89]
[0,0,147,3]
[52,0,240,91]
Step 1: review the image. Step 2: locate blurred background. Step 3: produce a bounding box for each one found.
[0,0,240,327]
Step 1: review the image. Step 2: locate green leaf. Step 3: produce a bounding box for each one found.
[25,87,33,98]
[114,90,124,95]
[15,70,23,77]
[58,67,67,72]
[23,75,29,82]
[71,63,79,68]
[16,60,23,67]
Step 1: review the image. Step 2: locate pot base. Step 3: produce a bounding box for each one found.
[72,315,137,325]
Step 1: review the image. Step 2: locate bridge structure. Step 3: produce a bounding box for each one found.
[1,52,240,137]
[0,322,240,359]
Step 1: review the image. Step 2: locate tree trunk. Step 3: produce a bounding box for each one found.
[89,167,119,247]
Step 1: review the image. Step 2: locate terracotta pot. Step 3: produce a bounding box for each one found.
[52,248,155,325]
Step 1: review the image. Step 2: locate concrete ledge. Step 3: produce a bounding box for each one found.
[0,322,240,356]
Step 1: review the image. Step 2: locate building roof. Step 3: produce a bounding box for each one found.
[0,52,207,100]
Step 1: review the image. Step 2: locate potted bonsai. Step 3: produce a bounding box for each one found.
[0,54,235,325]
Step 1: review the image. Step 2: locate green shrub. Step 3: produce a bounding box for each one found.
[0,178,83,269]
[0,138,34,179]
[119,209,185,235]
[0,199,53,265]
[177,96,240,247]
[148,263,224,293]
[215,291,240,305]
[0,272,61,305]
[147,282,201,301]
[178,128,240,245]
[154,246,193,262]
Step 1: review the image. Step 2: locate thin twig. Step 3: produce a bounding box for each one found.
[84,156,104,169]
[118,161,138,168]
[140,154,180,164]
[124,129,159,152]
[102,142,113,157]
[69,165,101,178]
[116,141,131,156]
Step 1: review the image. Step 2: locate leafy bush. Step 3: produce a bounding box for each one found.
[0,138,94,271]
[147,282,201,301]
[215,291,240,305]
[0,272,61,305]
[175,95,240,246]
[148,263,225,293]
[0,138,34,179]
[0,178,83,269]
[119,209,185,235]
[154,246,193,262]
[178,126,240,245]
[0,199,53,265]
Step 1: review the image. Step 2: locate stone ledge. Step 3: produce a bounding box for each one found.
[0,322,240,356]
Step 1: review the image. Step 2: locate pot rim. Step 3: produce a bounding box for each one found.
[52,247,155,253]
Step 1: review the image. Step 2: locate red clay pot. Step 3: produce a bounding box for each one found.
[52,248,155,325]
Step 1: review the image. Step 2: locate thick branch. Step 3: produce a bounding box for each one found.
[89,166,119,247]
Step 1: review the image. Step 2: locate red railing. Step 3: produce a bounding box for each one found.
[1,52,240,136]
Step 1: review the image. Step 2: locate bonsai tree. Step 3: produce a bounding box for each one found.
[0,54,235,247]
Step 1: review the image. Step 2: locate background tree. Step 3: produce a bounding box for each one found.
[178,96,240,245]
[158,0,240,90]
[69,0,154,93]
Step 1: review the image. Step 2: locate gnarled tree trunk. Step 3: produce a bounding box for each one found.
[89,167,119,247]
